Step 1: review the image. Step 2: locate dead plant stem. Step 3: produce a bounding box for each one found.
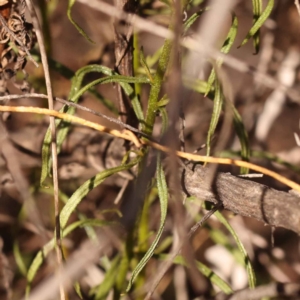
[1,105,300,193]
[24,1,65,299]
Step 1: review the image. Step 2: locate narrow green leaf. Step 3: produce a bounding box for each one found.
[183,77,209,94]
[126,155,168,291]
[115,233,133,295]
[195,260,232,294]
[157,95,170,107]
[67,0,95,43]
[70,75,150,106]
[91,255,121,299]
[205,14,238,95]
[13,241,27,276]
[140,47,154,82]
[60,156,140,229]
[239,0,274,53]
[26,218,118,296]
[39,186,99,242]
[144,35,172,135]
[26,240,55,296]
[214,210,256,288]
[40,65,146,185]
[183,8,209,33]
[63,219,117,236]
[232,106,250,174]
[159,106,169,134]
[206,79,223,158]
[145,46,163,69]
[251,0,263,53]
[162,255,233,294]
[32,51,117,112]
[184,80,249,174]
[74,282,83,299]
[138,189,155,253]
[27,158,139,296]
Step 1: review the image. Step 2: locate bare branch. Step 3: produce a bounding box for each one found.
[24,0,64,299]
[216,282,300,300]
[183,165,300,235]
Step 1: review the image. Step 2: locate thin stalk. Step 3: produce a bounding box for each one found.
[24,1,65,299]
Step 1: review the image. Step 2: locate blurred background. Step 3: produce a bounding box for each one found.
[1,0,300,299]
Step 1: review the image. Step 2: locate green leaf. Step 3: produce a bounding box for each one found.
[26,239,55,296]
[13,241,27,276]
[184,80,250,174]
[164,255,233,294]
[232,106,250,174]
[27,158,140,296]
[183,77,209,94]
[126,154,168,291]
[40,65,146,185]
[159,106,169,134]
[214,210,256,288]
[183,8,209,33]
[239,0,274,53]
[205,79,223,158]
[67,0,95,43]
[140,47,154,82]
[26,218,118,296]
[144,35,172,135]
[74,282,83,299]
[145,46,163,68]
[60,156,141,229]
[205,14,238,95]
[195,260,232,294]
[63,219,117,236]
[251,0,262,53]
[157,95,170,107]
[91,255,121,300]
[31,51,117,112]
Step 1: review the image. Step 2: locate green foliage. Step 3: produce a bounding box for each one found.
[239,0,274,53]
[168,255,233,294]
[26,0,277,298]
[213,210,256,288]
[67,0,95,43]
[40,66,147,185]
[126,154,168,291]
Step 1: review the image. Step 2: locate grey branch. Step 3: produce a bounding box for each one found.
[182,165,300,235]
[215,282,300,300]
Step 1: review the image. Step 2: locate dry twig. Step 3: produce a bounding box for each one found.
[24,0,64,299]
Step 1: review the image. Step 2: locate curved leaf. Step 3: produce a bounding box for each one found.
[126,154,168,291]
[205,79,223,158]
[67,0,95,43]
[92,255,121,300]
[60,156,141,229]
[40,65,146,185]
[13,241,27,276]
[214,210,256,288]
[27,157,140,296]
[183,8,208,33]
[163,255,233,295]
[205,14,238,95]
[239,0,274,53]
[26,218,118,296]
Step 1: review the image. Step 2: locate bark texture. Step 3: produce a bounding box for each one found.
[182,165,300,235]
